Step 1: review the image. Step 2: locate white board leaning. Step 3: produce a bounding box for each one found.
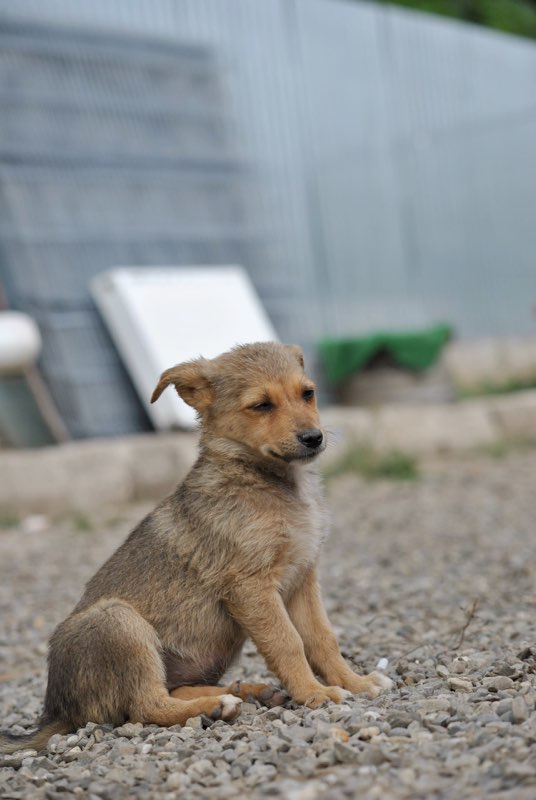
[91,266,278,430]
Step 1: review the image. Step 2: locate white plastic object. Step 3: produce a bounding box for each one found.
[0,311,42,373]
[91,266,278,429]
[21,514,50,534]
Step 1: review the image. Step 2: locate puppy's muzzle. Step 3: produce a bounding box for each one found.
[297,429,324,450]
[266,429,325,462]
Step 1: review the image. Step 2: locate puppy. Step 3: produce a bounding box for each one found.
[1,342,391,752]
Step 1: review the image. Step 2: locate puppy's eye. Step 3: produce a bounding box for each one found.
[302,388,315,401]
[252,401,274,412]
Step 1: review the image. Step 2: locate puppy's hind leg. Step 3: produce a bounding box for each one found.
[46,599,241,730]
[134,690,242,726]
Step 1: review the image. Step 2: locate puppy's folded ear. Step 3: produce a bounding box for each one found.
[287,344,304,369]
[151,358,213,412]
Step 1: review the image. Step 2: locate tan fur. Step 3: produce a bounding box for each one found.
[0,342,390,752]
[170,681,287,706]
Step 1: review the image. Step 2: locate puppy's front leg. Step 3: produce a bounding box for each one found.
[287,568,392,698]
[225,579,347,708]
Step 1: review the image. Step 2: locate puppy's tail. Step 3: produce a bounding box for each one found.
[0,719,70,753]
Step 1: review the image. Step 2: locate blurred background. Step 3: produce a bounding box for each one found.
[0,0,535,446]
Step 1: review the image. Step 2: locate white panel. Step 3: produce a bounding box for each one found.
[91,266,277,428]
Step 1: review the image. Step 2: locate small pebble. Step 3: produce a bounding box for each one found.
[449,658,468,675]
[356,726,380,740]
[482,677,515,692]
[448,678,473,693]
[511,697,529,724]
[184,716,203,729]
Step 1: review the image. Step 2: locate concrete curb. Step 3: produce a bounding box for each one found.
[321,390,536,466]
[1,391,535,514]
[0,432,198,515]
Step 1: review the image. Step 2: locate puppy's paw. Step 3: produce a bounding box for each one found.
[343,671,393,698]
[299,685,349,708]
[227,681,289,708]
[368,671,394,692]
[209,694,242,722]
[257,684,289,708]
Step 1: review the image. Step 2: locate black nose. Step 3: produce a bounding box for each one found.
[297,429,323,449]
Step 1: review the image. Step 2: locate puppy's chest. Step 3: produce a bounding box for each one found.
[277,473,327,594]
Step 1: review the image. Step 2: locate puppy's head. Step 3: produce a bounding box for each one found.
[151,342,325,465]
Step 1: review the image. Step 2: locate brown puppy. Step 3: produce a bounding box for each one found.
[1,342,391,752]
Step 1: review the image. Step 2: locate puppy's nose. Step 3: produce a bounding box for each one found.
[297,429,323,449]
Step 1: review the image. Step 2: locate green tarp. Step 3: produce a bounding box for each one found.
[319,324,452,385]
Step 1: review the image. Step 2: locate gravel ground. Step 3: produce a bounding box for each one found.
[1,448,536,799]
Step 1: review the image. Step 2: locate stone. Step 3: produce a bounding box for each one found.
[263,707,285,721]
[421,697,452,713]
[490,392,536,443]
[317,749,336,768]
[448,678,473,693]
[511,697,529,724]
[166,772,191,790]
[482,677,515,692]
[389,727,412,737]
[496,699,513,717]
[492,662,517,677]
[184,716,203,729]
[110,740,135,755]
[114,722,144,738]
[245,764,278,787]
[47,734,65,754]
[358,746,391,766]
[387,711,414,728]
[63,746,82,762]
[356,726,380,740]
[333,740,360,764]
[449,658,468,674]
[281,710,299,724]
[186,758,216,779]
[399,767,416,785]
[292,757,317,777]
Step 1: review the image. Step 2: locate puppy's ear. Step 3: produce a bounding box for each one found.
[286,344,304,369]
[151,358,213,412]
